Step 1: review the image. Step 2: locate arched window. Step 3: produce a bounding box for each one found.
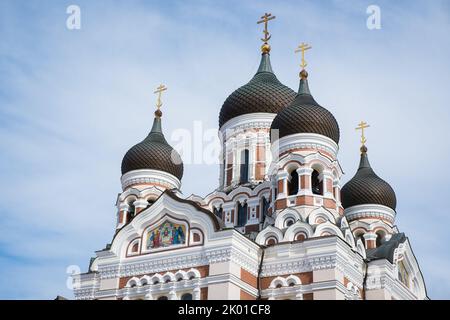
[266,237,276,246]
[157,296,168,300]
[131,242,139,253]
[181,293,193,300]
[285,218,295,228]
[287,170,299,196]
[240,149,250,184]
[311,169,323,195]
[295,233,306,242]
[237,202,248,227]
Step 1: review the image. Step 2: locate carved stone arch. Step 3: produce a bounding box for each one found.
[229,185,253,196]
[283,221,314,242]
[140,275,151,286]
[308,207,336,225]
[275,208,301,229]
[255,226,283,246]
[285,275,302,286]
[344,229,356,249]
[253,182,271,197]
[203,190,227,206]
[175,270,188,281]
[118,188,140,202]
[309,161,326,173]
[269,276,288,289]
[151,274,163,285]
[356,239,366,259]
[125,195,138,206]
[340,216,350,229]
[314,221,344,239]
[126,277,140,288]
[269,153,305,176]
[186,268,201,280]
[127,238,141,256]
[162,272,176,283]
[284,160,302,174]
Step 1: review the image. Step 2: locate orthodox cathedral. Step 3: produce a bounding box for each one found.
[72,13,427,300]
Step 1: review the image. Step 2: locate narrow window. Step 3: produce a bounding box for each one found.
[262,197,270,216]
[237,202,248,227]
[288,170,299,196]
[311,169,323,195]
[240,149,250,184]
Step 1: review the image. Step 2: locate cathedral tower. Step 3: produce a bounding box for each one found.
[268,45,343,235]
[116,85,184,230]
[341,125,397,249]
[218,13,296,191]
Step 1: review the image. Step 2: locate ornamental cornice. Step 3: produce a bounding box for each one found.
[95,244,260,280]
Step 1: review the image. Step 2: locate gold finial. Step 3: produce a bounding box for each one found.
[153,84,167,117]
[257,12,276,53]
[356,121,370,150]
[295,42,312,71]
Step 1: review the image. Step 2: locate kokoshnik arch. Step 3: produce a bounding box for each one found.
[72,13,427,300]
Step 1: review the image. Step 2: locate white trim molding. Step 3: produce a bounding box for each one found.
[121,169,181,191]
[344,204,396,225]
[275,133,339,159]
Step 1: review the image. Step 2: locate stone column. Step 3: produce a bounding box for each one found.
[193,287,201,300]
[134,199,148,214]
[169,289,177,300]
[322,170,334,198]
[363,232,377,249]
[277,171,289,198]
[297,167,313,195]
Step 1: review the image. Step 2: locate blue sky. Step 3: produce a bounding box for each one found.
[0,0,449,299]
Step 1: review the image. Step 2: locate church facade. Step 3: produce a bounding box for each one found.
[72,14,427,300]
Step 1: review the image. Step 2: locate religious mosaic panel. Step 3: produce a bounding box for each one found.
[146,221,187,250]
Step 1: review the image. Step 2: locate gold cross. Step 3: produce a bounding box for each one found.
[295,42,312,69]
[154,84,167,110]
[257,12,276,44]
[356,121,370,145]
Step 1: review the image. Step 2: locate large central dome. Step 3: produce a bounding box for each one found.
[219,53,296,128]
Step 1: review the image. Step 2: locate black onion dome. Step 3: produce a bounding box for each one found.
[219,53,296,128]
[271,70,340,144]
[341,146,396,210]
[121,113,184,180]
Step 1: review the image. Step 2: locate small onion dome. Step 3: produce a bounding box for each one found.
[121,110,184,180]
[341,145,396,210]
[218,52,296,128]
[271,70,340,144]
